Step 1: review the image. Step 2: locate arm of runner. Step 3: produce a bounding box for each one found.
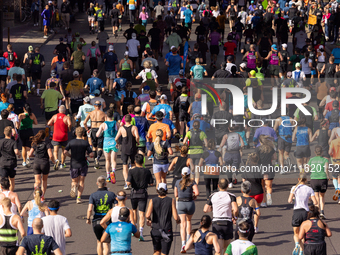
[145,199,153,226]
[298,221,307,240]
[19,201,30,217]
[96,123,105,137]
[168,157,178,172]
[100,231,109,243]
[311,129,319,142]
[83,113,91,130]
[172,198,181,224]
[193,183,199,198]
[288,192,294,204]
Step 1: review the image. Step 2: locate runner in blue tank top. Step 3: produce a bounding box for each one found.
[96,109,119,184]
[292,117,313,172]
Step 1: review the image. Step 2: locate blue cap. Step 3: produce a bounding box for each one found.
[144,85,150,91]
[272,44,278,50]
[94,89,100,95]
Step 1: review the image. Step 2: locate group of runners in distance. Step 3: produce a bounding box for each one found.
[1,0,340,253]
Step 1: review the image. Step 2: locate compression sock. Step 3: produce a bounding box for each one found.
[107,172,110,178]
[186,234,190,242]
[295,242,299,248]
[333,179,338,190]
[97,150,103,159]
[27,81,31,90]
[93,151,97,159]
[182,241,185,246]
[112,168,116,173]
[321,210,325,214]
[140,227,143,237]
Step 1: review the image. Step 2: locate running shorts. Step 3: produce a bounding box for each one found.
[250,193,263,204]
[212,221,233,240]
[70,100,82,115]
[210,45,219,55]
[91,128,104,149]
[74,69,84,75]
[111,19,119,27]
[128,56,138,62]
[92,218,111,242]
[304,242,326,255]
[269,65,280,76]
[321,146,330,158]
[33,160,50,175]
[32,71,42,81]
[177,201,195,215]
[51,140,68,148]
[179,112,189,122]
[0,166,16,179]
[121,153,135,165]
[310,179,328,193]
[45,110,58,122]
[70,165,88,179]
[0,75,6,82]
[295,145,311,159]
[278,136,292,152]
[131,197,148,212]
[151,229,173,255]
[153,164,169,174]
[19,128,34,148]
[292,208,308,227]
[104,137,118,153]
[224,151,241,169]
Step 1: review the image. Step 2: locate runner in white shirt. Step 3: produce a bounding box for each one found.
[288,173,317,255]
[42,200,72,255]
[203,178,238,255]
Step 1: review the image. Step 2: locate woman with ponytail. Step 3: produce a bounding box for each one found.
[184,215,220,255]
[28,130,55,200]
[175,167,199,253]
[18,103,38,167]
[288,173,317,255]
[256,135,276,207]
[147,129,173,187]
[20,188,49,235]
[298,205,332,255]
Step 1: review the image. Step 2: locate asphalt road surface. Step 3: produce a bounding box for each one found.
[9,12,340,255]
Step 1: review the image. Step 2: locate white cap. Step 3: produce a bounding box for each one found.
[73,71,79,77]
[175,81,182,87]
[282,43,288,48]
[131,33,137,39]
[182,167,191,175]
[239,63,246,68]
[83,96,91,102]
[160,109,166,116]
[319,45,324,49]
[109,45,114,51]
[160,94,167,100]
[157,183,167,191]
[124,51,129,56]
[48,1,52,3]
[171,46,176,50]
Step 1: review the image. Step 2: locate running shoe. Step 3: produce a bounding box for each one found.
[108,93,113,97]
[228,183,233,188]
[267,193,272,206]
[254,227,258,234]
[59,163,66,169]
[28,90,32,94]
[123,184,129,190]
[292,245,300,255]
[260,202,267,208]
[76,197,82,204]
[148,155,154,160]
[54,160,60,171]
[333,189,340,201]
[70,185,77,198]
[180,245,186,253]
[94,158,100,169]
[106,176,111,183]
[22,162,27,167]
[139,236,144,242]
[110,172,116,184]
[320,213,326,219]
[43,35,48,39]
[232,173,237,185]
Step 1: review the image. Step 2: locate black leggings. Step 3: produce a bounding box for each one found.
[33,10,39,24]
[205,177,218,199]
[89,57,98,75]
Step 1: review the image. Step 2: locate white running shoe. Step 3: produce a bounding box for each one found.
[267,193,272,206]
[228,183,233,188]
[254,226,258,234]
[260,202,267,208]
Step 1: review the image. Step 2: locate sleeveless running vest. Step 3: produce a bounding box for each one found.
[28,200,44,227]
[0,192,17,215]
[255,67,264,80]
[52,113,68,142]
[122,126,136,155]
[296,126,309,146]
[194,230,213,255]
[278,116,293,143]
[318,129,329,149]
[104,120,117,138]
[55,61,64,77]
[204,150,219,165]
[151,196,173,231]
[238,196,254,222]
[122,59,131,70]
[173,156,188,178]
[189,129,203,149]
[0,214,18,247]
[305,219,326,244]
[111,206,123,223]
[269,51,279,65]
[247,51,256,69]
[20,114,33,130]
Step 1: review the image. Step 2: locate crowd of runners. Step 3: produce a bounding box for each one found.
[1,0,340,254]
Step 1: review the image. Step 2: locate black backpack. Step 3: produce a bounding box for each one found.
[329,109,340,123]
[123,90,135,105]
[190,129,203,148]
[7,52,14,62]
[180,97,189,111]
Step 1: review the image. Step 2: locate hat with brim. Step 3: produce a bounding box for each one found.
[118,207,130,221]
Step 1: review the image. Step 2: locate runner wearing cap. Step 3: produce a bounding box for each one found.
[142,91,159,124]
[174,86,190,140]
[54,37,71,61]
[85,70,105,98]
[280,43,290,78]
[95,109,119,183]
[136,61,159,84]
[47,105,72,170]
[101,207,139,255]
[75,96,95,138]
[242,44,261,72]
[292,63,306,88]
[133,106,150,154]
[90,90,106,111]
[65,71,85,117]
[146,183,180,255]
[119,52,134,81]
[45,70,62,91]
[121,82,138,116]
[147,111,171,144]
[281,72,298,87]
[136,85,150,106]
[103,45,118,97]
[84,100,106,170]
[166,46,183,95]
[126,33,140,75]
[325,100,340,130]
[86,176,117,255]
[264,44,283,88]
[203,178,238,255]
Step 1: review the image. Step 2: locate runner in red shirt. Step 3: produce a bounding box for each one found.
[3,44,18,71]
[223,35,237,62]
[47,105,72,171]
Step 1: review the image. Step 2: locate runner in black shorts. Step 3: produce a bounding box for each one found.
[28,130,54,200]
[126,154,154,241]
[0,127,20,189]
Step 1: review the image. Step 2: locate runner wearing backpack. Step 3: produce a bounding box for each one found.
[226,1,237,30]
[0,50,10,92]
[29,47,45,96]
[292,63,306,88]
[174,87,190,141]
[121,82,137,116]
[22,46,34,93]
[142,90,159,124]
[50,55,65,79]
[86,41,101,75]
[3,44,18,71]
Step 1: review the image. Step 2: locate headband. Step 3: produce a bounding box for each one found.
[117,195,126,200]
[48,207,59,211]
[238,228,250,233]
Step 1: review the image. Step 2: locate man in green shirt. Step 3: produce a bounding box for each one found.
[70,44,86,81]
[307,145,330,219]
[41,81,64,122]
[165,29,182,49]
[289,48,304,71]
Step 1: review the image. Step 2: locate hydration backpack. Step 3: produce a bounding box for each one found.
[7,52,14,62]
[190,129,203,147]
[123,91,135,105]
